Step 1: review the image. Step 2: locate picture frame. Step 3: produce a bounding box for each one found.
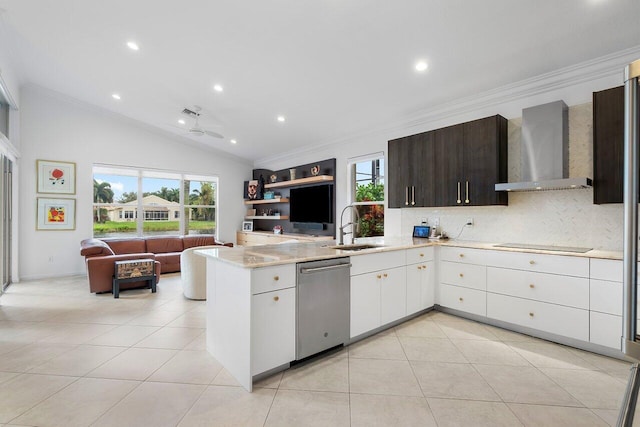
[242,221,253,232]
[244,180,259,200]
[37,197,76,230]
[37,160,76,194]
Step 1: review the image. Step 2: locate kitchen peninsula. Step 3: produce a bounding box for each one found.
[197,239,627,392]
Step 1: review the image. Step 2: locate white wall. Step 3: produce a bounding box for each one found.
[255,49,639,251]
[19,86,252,280]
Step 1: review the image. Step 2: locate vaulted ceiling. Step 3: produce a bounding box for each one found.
[1,0,639,161]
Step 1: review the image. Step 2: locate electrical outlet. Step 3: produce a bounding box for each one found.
[466,218,474,226]
[433,217,440,227]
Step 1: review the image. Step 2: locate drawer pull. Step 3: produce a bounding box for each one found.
[274,276,280,281]
[459,273,464,278]
[420,253,424,257]
[529,260,535,265]
[417,266,422,270]
[383,273,388,278]
[529,312,534,317]
[529,284,535,289]
[273,296,279,302]
[377,274,382,279]
[459,297,464,302]
[459,253,464,258]
[423,265,427,270]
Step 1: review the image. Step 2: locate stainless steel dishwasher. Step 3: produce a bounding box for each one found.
[296,257,351,360]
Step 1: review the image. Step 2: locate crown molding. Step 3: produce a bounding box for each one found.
[257,46,640,167]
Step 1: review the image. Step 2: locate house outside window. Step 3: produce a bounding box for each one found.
[92,166,218,238]
[349,154,385,237]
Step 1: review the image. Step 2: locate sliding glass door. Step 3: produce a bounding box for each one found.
[0,154,11,292]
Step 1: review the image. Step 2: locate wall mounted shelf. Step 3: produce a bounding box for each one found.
[264,175,333,189]
[244,198,289,205]
[245,215,289,220]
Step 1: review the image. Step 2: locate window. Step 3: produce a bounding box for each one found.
[349,155,385,237]
[92,166,218,238]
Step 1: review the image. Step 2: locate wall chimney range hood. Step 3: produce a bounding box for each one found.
[495,100,592,192]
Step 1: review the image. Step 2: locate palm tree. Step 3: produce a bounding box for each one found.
[192,182,215,220]
[93,180,114,223]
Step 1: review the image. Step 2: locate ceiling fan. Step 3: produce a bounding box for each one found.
[180,105,224,139]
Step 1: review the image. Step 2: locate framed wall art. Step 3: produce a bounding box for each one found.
[37,197,76,230]
[37,160,76,194]
[242,221,253,232]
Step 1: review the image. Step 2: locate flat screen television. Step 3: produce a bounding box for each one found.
[289,184,333,224]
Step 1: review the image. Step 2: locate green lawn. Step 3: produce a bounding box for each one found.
[93,221,215,234]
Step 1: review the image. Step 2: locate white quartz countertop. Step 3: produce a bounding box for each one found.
[195,237,624,269]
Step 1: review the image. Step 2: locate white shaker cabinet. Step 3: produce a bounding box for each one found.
[251,287,295,375]
[438,247,487,316]
[406,247,435,315]
[350,250,407,338]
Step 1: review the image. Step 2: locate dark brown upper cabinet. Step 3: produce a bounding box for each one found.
[388,115,507,208]
[388,132,434,208]
[593,86,624,204]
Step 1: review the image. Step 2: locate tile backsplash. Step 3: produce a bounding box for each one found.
[398,103,626,251]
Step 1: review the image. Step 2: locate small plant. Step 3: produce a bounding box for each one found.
[355,182,384,237]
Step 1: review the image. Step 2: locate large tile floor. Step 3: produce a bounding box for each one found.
[0,273,632,426]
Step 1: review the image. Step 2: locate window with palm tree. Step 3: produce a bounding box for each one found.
[92,166,218,238]
[351,157,384,237]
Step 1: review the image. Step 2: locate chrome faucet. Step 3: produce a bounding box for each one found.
[338,204,361,245]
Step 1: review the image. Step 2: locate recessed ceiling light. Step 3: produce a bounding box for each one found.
[111,93,121,100]
[213,84,223,92]
[126,41,139,51]
[178,119,186,125]
[415,61,428,72]
[230,139,237,144]
[277,116,286,122]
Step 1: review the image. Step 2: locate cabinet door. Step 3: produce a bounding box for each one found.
[420,261,435,309]
[463,116,508,206]
[251,287,295,375]
[406,264,422,315]
[412,131,435,207]
[433,125,464,206]
[593,86,624,204]
[351,273,381,338]
[388,137,413,208]
[380,266,407,325]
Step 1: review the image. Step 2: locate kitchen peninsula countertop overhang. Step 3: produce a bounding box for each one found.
[195,238,624,268]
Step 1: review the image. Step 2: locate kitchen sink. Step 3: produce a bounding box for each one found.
[327,244,384,251]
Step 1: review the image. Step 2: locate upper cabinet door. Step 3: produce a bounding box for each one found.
[388,136,413,208]
[463,116,508,206]
[593,86,624,204]
[433,124,464,207]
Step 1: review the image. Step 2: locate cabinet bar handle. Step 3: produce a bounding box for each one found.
[405,187,409,206]
[383,273,388,278]
[529,312,534,317]
[459,297,464,302]
[459,273,464,278]
[457,182,461,204]
[417,266,422,270]
[422,265,427,270]
[377,274,382,279]
[465,181,470,204]
[529,260,535,265]
[420,253,424,257]
[273,296,279,302]
[529,284,535,288]
[459,253,464,258]
[274,276,279,281]
[411,186,416,206]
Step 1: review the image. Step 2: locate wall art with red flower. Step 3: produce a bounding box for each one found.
[36,160,76,194]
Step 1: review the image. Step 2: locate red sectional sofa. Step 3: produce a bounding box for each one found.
[80,235,232,294]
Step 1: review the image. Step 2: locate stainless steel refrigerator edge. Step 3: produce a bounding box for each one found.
[618,58,640,427]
